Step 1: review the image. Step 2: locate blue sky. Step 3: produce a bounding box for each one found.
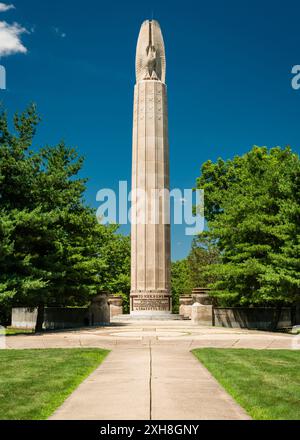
[0,0,300,260]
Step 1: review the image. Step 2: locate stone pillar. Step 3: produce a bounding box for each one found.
[89,293,110,326]
[108,296,123,319]
[191,288,213,325]
[130,20,171,315]
[192,287,212,305]
[191,302,213,326]
[179,296,193,319]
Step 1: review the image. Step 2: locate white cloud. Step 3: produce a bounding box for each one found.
[0,4,28,57]
[0,21,28,56]
[0,3,15,13]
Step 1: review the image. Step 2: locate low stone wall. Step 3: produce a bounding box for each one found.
[11,308,38,330]
[44,307,89,330]
[11,307,92,330]
[178,289,296,330]
[214,307,292,330]
[292,304,300,326]
[11,294,111,330]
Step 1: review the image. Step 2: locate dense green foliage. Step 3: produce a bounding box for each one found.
[0,106,130,324]
[0,348,109,419]
[171,234,220,309]
[3,107,298,316]
[193,348,300,420]
[171,259,193,312]
[196,146,300,306]
[187,233,220,288]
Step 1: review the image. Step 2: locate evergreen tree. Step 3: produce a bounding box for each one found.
[197,146,300,306]
[0,106,131,327]
[171,259,193,313]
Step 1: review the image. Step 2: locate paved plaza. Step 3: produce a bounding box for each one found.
[6,320,296,420]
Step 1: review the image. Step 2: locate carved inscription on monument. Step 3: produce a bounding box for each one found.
[131,295,171,312]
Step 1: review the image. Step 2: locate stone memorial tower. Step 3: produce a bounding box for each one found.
[130,20,171,315]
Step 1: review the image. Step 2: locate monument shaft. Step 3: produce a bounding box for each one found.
[130,21,171,315]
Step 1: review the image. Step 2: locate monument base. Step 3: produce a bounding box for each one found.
[113,314,183,321]
[130,291,172,315]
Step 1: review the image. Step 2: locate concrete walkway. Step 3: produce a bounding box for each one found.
[50,344,250,420]
[6,320,297,420]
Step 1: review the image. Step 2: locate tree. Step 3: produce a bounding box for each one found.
[99,228,131,312]
[0,106,131,327]
[187,233,220,288]
[171,259,193,313]
[196,146,300,306]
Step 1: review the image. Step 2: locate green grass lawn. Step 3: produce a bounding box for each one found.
[0,328,34,336]
[0,348,109,420]
[193,348,300,420]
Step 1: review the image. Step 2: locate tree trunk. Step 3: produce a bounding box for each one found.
[35,304,45,333]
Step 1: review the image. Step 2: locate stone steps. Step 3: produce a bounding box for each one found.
[112,314,185,322]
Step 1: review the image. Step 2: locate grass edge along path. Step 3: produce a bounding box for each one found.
[193,348,300,420]
[0,348,110,420]
[1,328,34,336]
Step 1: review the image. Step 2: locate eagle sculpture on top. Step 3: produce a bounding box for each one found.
[135,20,166,83]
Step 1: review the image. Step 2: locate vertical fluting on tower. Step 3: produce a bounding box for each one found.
[130,20,171,314]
